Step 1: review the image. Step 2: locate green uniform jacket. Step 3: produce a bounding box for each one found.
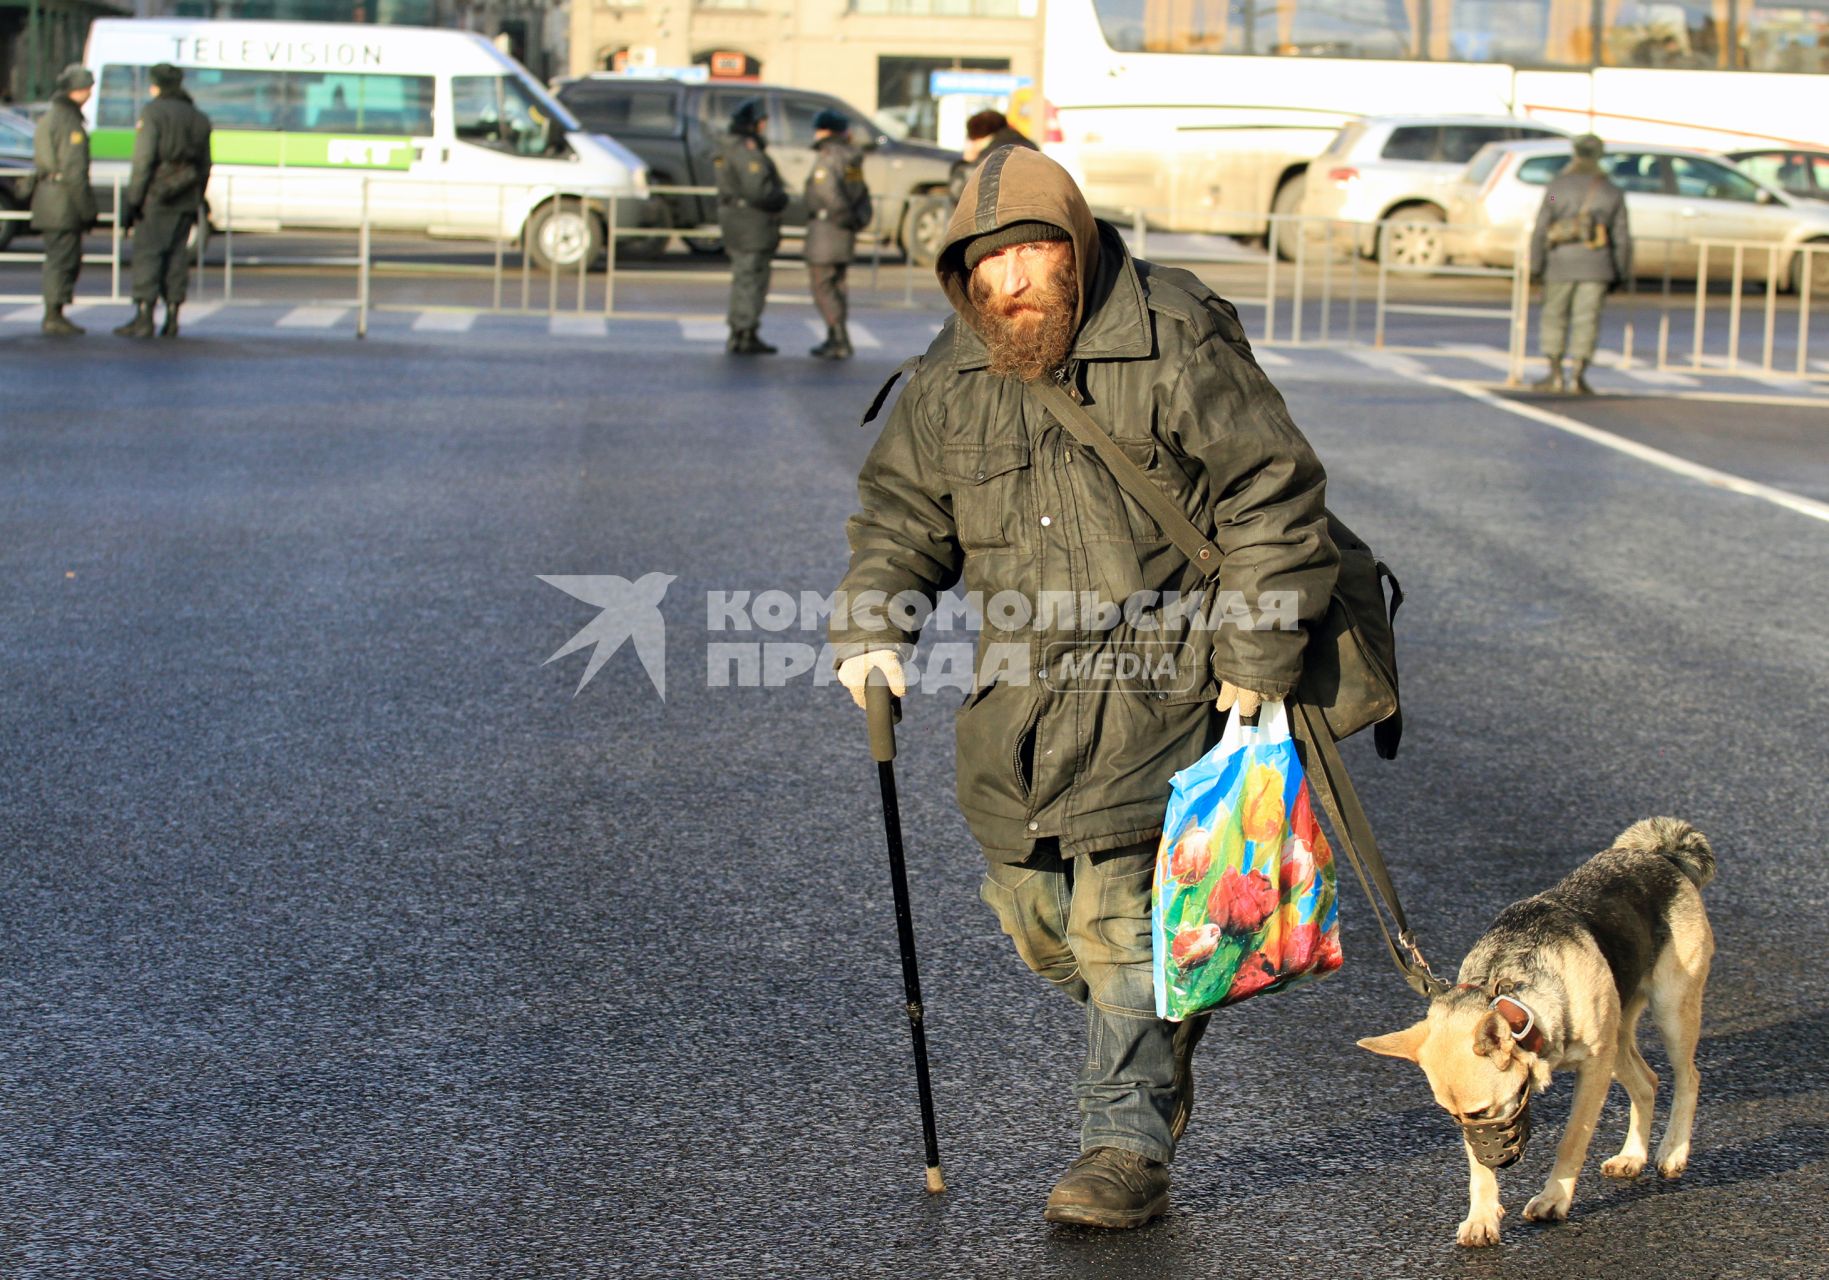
[803,136,870,265]
[831,146,1338,859]
[713,133,786,254]
[29,94,95,231]
[126,89,213,217]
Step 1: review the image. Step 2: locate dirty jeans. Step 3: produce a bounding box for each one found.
[1540,279,1608,360]
[978,839,1177,1164]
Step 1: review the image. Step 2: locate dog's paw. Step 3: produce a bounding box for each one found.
[1522,1191,1571,1222]
[1602,1154,1646,1179]
[1656,1153,1689,1179]
[1457,1212,1503,1248]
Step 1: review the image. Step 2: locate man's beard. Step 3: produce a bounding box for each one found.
[968,257,1079,382]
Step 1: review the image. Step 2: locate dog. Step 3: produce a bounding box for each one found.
[1358,817,1715,1247]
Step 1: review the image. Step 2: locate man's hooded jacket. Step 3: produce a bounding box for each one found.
[832,146,1338,860]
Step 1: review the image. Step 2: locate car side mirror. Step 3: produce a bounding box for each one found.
[1756,187,1777,205]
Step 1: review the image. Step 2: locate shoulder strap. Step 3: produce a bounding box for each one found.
[1030,380,1223,580]
[1290,698,1450,999]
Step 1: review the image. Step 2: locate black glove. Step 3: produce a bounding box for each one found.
[121,205,140,231]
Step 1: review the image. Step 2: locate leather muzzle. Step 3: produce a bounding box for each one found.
[1459,1089,1532,1169]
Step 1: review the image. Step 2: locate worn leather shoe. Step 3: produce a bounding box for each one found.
[159,303,181,338]
[114,301,156,338]
[1043,1147,1170,1229]
[1169,1013,1211,1143]
[1530,357,1565,393]
[1570,359,1595,395]
[41,306,84,336]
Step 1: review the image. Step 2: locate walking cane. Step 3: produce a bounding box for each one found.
[865,670,947,1194]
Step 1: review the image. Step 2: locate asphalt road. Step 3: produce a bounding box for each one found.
[2,301,1827,1279]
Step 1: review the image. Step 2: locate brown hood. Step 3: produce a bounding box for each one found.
[938,146,1102,338]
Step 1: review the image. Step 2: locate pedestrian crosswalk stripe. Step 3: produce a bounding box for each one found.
[1431,343,1513,372]
[3,305,47,322]
[277,306,347,329]
[413,311,475,333]
[1619,368,1701,387]
[847,321,882,350]
[679,320,726,343]
[1253,349,1292,367]
[180,302,223,324]
[549,315,607,338]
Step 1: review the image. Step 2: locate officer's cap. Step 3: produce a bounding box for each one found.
[56,65,95,92]
[812,108,849,135]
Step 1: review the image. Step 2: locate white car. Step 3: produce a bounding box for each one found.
[1296,115,1567,267]
[1446,138,1829,292]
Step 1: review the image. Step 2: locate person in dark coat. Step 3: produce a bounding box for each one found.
[29,65,97,336]
[963,108,1037,165]
[803,108,872,360]
[828,147,1338,1229]
[1528,134,1632,393]
[116,63,213,339]
[713,98,788,356]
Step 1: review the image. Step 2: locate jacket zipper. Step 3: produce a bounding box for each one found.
[1012,701,1043,803]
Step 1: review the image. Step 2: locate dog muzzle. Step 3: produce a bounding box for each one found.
[1458,1090,1533,1169]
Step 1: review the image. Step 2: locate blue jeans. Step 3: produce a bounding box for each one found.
[978,840,1177,1164]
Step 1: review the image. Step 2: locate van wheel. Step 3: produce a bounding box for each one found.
[900,193,951,267]
[527,198,605,272]
[1270,173,1306,262]
[1378,205,1447,272]
[1788,238,1829,295]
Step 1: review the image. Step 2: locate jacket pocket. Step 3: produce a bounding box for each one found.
[1113,437,1166,542]
[943,442,1030,550]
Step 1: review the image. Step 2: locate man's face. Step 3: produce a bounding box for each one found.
[68,86,92,106]
[967,240,1078,382]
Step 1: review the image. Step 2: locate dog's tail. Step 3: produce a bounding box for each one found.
[1616,816,1715,889]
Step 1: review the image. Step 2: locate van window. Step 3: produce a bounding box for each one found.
[98,65,146,128]
[1515,154,1567,185]
[563,84,682,137]
[704,88,759,134]
[289,72,434,136]
[1440,125,1509,165]
[454,74,556,156]
[1380,126,1438,162]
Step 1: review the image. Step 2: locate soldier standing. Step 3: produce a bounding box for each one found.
[1528,134,1631,394]
[116,63,213,339]
[29,66,97,336]
[803,108,871,361]
[714,98,787,356]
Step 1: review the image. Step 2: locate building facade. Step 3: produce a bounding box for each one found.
[569,0,1044,143]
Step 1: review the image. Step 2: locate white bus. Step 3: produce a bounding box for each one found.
[1043,0,1829,240]
[84,18,649,268]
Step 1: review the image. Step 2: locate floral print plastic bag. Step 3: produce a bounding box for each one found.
[1151,701,1343,1019]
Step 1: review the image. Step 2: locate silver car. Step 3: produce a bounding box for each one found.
[1296,115,1566,267]
[0,107,35,252]
[1447,138,1829,292]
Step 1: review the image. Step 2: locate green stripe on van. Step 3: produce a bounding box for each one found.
[91,128,414,170]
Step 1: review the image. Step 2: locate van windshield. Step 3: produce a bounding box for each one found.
[455,73,578,155]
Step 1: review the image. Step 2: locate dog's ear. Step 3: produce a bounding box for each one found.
[1357,1021,1428,1062]
[1473,1010,1515,1064]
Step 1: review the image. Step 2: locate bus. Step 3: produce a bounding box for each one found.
[84,19,650,269]
[1042,0,1829,240]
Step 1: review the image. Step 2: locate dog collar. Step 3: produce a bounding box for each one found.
[1491,994,1545,1055]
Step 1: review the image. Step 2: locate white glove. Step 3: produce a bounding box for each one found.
[838,650,906,710]
[1214,681,1261,719]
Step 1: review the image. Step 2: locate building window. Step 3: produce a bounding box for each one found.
[852,0,1031,16]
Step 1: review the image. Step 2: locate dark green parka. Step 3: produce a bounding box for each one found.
[126,88,213,218]
[803,134,871,265]
[713,131,787,255]
[29,93,95,231]
[831,147,1338,860]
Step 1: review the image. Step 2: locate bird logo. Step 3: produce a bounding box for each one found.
[539,573,676,698]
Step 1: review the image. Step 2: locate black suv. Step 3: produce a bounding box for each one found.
[556,77,962,262]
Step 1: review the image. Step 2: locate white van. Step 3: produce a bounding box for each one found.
[84,18,648,269]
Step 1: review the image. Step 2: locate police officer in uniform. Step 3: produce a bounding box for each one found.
[1528,133,1631,394]
[714,98,787,356]
[803,108,871,361]
[30,65,97,336]
[116,63,213,339]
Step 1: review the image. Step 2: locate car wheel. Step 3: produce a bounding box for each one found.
[1378,205,1448,273]
[526,198,605,272]
[1270,173,1306,262]
[684,236,724,255]
[1788,238,1829,295]
[616,196,672,261]
[900,193,951,267]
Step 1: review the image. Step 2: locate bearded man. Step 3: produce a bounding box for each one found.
[828,146,1339,1227]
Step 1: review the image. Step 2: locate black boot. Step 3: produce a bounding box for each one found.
[1570,359,1594,395]
[809,326,839,359]
[1531,357,1565,393]
[1043,1147,1170,1229]
[726,327,743,353]
[159,302,181,338]
[42,304,84,336]
[114,300,156,339]
[732,329,777,356]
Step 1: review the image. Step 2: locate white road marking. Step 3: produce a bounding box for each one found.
[548,315,607,338]
[679,320,727,343]
[1430,343,1514,372]
[1252,349,1292,367]
[1347,348,1431,379]
[276,306,347,329]
[177,302,223,324]
[3,305,44,323]
[1421,375,1829,526]
[412,310,475,332]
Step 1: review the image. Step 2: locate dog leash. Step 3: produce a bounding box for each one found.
[1290,699,1451,1000]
